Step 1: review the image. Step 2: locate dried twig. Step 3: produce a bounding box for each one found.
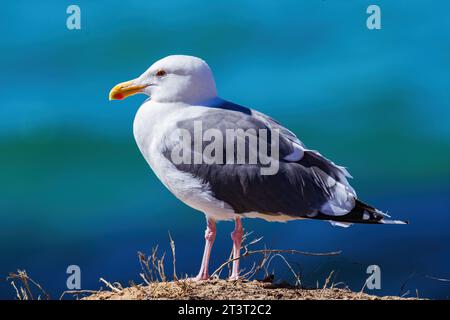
[401,290,411,298]
[7,270,50,300]
[138,251,154,283]
[100,278,122,293]
[267,253,302,287]
[211,248,341,278]
[398,272,450,297]
[138,246,167,284]
[59,290,100,300]
[168,231,178,281]
[322,270,335,290]
[10,281,22,300]
[425,275,450,282]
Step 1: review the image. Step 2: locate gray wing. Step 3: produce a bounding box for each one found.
[163,100,356,218]
[251,110,305,148]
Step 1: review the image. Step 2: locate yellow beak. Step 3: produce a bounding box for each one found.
[109,80,148,101]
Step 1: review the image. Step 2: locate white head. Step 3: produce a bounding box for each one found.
[109,55,217,104]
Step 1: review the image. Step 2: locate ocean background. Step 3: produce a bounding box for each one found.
[1,0,449,299]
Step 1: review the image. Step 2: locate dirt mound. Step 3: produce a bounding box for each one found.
[83,279,415,300]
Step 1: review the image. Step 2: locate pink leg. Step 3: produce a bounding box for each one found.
[229,217,244,280]
[192,218,216,281]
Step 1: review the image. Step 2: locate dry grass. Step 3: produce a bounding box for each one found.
[8,232,422,300]
[79,232,416,300]
[83,279,416,300]
[8,270,50,300]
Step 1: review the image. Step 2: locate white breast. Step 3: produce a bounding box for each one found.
[133,100,239,220]
[133,100,183,187]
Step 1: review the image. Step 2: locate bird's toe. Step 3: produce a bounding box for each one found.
[228,275,240,281]
[189,274,210,281]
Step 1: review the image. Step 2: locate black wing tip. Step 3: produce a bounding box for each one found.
[319,199,409,225]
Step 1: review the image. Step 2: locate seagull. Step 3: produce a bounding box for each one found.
[109,55,407,281]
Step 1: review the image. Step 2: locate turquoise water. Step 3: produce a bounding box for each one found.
[1,1,449,299]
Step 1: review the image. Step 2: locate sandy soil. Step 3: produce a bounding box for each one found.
[83,279,416,300]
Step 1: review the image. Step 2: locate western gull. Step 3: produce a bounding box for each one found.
[109,55,407,281]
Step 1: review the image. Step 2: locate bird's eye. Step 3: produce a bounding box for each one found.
[156,69,166,77]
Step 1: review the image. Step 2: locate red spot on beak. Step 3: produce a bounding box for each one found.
[114,93,124,100]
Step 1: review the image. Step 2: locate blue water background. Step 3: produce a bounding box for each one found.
[0,1,449,299]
